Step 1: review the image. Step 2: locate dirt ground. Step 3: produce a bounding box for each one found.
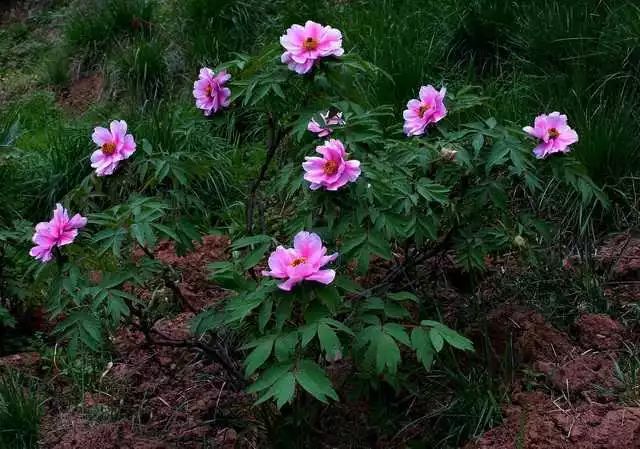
[36,235,254,449]
[1,234,639,448]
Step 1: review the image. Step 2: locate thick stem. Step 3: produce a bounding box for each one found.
[150,327,245,389]
[246,113,285,234]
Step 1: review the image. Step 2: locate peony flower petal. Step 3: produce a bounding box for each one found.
[305,269,336,285]
[92,127,112,146]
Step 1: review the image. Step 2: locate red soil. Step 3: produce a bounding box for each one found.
[40,235,252,449]
[468,391,640,449]
[57,73,104,114]
[469,308,635,449]
[152,235,231,310]
[23,233,640,448]
[596,233,640,280]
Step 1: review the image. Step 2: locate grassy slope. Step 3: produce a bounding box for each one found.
[2,0,639,224]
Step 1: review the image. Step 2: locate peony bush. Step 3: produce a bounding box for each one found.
[20,19,606,410]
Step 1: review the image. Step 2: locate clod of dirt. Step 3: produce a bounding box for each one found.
[41,236,252,448]
[575,314,625,351]
[42,416,169,449]
[596,233,640,280]
[535,353,620,394]
[215,428,238,449]
[486,307,574,364]
[0,351,41,373]
[57,73,104,114]
[486,307,622,396]
[466,391,640,449]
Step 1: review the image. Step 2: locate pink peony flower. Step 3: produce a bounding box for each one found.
[403,85,447,136]
[29,203,87,263]
[523,112,578,159]
[280,20,344,74]
[302,139,361,190]
[262,231,338,291]
[91,120,136,176]
[192,68,231,116]
[307,110,345,138]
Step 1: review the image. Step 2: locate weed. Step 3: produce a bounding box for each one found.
[65,0,155,64]
[614,343,640,407]
[0,371,42,449]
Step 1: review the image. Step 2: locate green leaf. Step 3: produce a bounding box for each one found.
[387,291,418,302]
[333,276,361,293]
[321,318,355,336]
[316,285,341,314]
[484,117,497,129]
[429,328,444,352]
[295,359,338,403]
[421,320,474,352]
[318,323,342,360]
[152,223,180,242]
[231,234,272,249]
[258,299,272,333]
[375,332,401,374]
[275,296,294,330]
[107,296,129,323]
[485,141,510,172]
[99,272,132,289]
[274,332,299,362]
[299,323,318,348]
[247,363,292,393]
[0,306,16,328]
[242,242,270,270]
[383,323,411,346]
[191,309,224,335]
[225,292,265,323]
[255,371,296,409]
[411,327,435,370]
[368,230,392,260]
[273,372,296,409]
[142,139,153,155]
[244,337,274,376]
[384,302,410,319]
[131,223,146,247]
[363,297,385,310]
[416,178,449,204]
[341,233,367,254]
[472,133,485,153]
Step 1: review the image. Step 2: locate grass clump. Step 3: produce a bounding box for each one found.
[65,0,155,62]
[0,371,42,449]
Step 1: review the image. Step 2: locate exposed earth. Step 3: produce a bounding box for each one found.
[2,234,639,448]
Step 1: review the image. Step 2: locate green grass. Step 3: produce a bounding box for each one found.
[0,371,42,449]
[65,0,154,53]
[615,343,640,407]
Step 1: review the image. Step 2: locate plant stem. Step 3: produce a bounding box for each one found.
[246,113,285,234]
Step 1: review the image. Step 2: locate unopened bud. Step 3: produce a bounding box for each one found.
[326,349,343,363]
[440,147,457,161]
[513,235,526,248]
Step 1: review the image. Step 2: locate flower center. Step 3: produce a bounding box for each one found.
[291,257,306,267]
[418,103,431,118]
[323,160,339,176]
[102,142,117,155]
[303,37,318,51]
[548,128,560,139]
